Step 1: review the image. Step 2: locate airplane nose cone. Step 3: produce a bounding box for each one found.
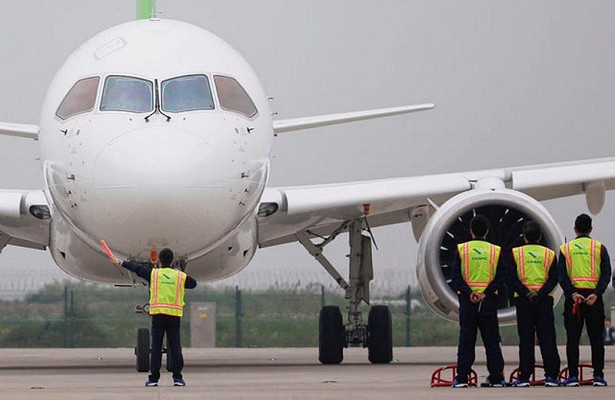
[91,126,233,253]
[98,126,223,187]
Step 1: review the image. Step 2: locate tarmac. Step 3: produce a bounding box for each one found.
[0,346,614,399]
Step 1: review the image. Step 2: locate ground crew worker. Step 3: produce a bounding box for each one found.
[507,220,561,387]
[112,248,197,387]
[558,213,611,387]
[450,215,506,388]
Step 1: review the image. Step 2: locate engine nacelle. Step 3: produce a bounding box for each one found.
[417,188,563,325]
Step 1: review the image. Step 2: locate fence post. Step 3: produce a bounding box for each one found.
[235,286,242,348]
[320,284,325,308]
[64,285,74,348]
[405,285,411,347]
[63,285,68,348]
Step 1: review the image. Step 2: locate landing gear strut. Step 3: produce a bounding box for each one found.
[298,219,393,364]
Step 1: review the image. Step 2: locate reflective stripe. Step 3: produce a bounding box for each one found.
[463,242,470,284]
[150,303,183,310]
[489,245,495,282]
[174,272,184,309]
[564,243,573,278]
[591,239,597,279]
[151,269,159,302]
[538,247,551,290]
[517,248,526,283]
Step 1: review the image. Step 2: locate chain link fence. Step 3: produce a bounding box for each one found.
[1,280,609,349]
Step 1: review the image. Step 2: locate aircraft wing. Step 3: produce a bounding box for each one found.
[0,121,39,139]
[0,190,50,251]
[257,157,615,247]
[272,104,434,134]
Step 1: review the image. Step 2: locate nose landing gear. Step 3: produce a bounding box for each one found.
[134,303,174,373]
[136,327,150,372]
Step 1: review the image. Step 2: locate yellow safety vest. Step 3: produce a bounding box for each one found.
[560,237,602,289]
[512,244,555,296]
[149,268,187,317]
[458,240,501,293]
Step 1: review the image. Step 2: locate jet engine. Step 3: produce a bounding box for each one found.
[417,187,563,325]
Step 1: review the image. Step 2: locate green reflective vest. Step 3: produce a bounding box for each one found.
[560,237,602,290]
[458,240,501,293]
[149,268,187,317]
[512,244,555,296]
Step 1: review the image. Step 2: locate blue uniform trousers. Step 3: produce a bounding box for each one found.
[456,295,504,384]
[514,296,560,380]
[563,295,605,378]
[149,314,184,382]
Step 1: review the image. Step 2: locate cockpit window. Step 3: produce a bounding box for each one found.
[100,76,153,113]
[161,75,215,113]
[56,77,100,120]
[214,76,257,118]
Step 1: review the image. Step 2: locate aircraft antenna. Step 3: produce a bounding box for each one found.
[136,0,157,20]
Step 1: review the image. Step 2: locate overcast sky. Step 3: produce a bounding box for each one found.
[0,1,615,295]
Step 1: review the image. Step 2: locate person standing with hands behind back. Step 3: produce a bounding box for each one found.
[559,213,611,387]
[449,215,506,388]
[106,246,197,387]
[507,220,561,387]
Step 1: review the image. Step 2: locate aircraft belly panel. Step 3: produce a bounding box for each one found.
[48,213,134,284]
[183,215,257,282]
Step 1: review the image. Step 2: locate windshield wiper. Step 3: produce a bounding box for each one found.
[145,79,171,122]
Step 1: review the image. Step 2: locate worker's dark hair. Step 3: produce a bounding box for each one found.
[158,248,174,266]
[575,213,592,235]
[522,220,541,243]
[470,215,490,238]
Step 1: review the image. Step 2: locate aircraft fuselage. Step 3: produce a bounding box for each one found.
[37,19,272,283]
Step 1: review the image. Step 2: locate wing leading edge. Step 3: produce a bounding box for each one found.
[0,121,39,140]
[272,104,434,134]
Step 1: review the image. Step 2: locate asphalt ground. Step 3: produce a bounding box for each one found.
[0,346,614,399]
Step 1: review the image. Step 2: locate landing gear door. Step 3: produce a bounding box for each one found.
[360,235,373,305]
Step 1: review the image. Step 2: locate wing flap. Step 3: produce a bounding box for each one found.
[511,158,615,199]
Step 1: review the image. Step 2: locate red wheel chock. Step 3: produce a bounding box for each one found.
[508,364,546,386]
[558,364,594,386]
[430,365,477,387]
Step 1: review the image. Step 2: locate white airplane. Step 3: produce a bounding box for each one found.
[1,1,615,365]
